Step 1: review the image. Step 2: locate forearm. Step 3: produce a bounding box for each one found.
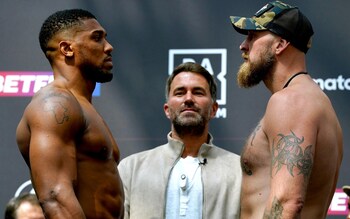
[41,199,86,219]
[38,188,86,219]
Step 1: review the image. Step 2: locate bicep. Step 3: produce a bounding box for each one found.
[29,128,77,194]
[28,115,84,217]
[25,92,85,212]
[264,94,317,196]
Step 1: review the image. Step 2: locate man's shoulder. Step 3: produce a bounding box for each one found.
[120,144,167,165]
[269,79,326,105]
[211,144,239,155]
[22,84,84,126]
[209,145,241,161]
[28,84,78,107]
[205,145,241,175]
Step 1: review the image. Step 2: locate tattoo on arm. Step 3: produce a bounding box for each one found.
[263,197,283,219]
[271,130,313,178]
[44,95,70,124]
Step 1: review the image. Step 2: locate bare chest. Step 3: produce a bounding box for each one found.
[78,106,120,162]
[241,124,271,176]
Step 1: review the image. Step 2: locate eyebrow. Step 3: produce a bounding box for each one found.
[91,29,107,36]
[172,86,207,93]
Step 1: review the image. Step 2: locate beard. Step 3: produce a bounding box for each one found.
[170,105,211,137]
[237,47,276,88]
[82,64,113,83]
[91,69,113,83]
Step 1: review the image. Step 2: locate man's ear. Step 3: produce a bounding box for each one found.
[210,101,219,119]
[59,41,74,57]
[275,38,290,55]
[164,103,171,119]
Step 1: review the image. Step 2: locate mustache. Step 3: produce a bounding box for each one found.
[242,53,249,59]
[104,54,113,61]
[180,106,200,113]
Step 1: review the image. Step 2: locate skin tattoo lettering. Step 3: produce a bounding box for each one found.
[271,131,313,179]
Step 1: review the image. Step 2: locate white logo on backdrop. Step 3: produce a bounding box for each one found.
[14,180,35,197]
[168,49,227,118]
[314,75,350,91]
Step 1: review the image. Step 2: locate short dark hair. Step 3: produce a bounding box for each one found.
[165,62,217,102]
[39,9,96,54]
[4,193,41,219]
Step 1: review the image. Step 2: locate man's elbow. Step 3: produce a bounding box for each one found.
[284,197,305,216]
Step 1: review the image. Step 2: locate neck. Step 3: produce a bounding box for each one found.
[171,131,209,158]
[264,65,307,94]
[264,48,307,93]
[283,72,308,89]
[52,65,96,102]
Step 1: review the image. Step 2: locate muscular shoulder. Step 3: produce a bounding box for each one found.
[268,88,307,112]
[23,86,85,132]
[266,84,327,123]
[262,82,329,149]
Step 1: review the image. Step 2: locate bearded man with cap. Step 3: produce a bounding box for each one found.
[230,1,343,218]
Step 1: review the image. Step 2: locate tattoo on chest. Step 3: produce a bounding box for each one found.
[250,124,261,146]
[241,124,261,175]
[263,197,283,219]
[271,131,313,178]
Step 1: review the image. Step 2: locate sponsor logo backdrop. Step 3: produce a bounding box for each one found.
[0,0,349,217]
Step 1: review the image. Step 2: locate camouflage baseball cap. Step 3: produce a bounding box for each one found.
[230,1,314,53]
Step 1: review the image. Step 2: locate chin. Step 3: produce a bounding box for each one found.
[96,73,113,83]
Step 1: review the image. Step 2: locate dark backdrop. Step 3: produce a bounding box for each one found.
[0,0,349,217]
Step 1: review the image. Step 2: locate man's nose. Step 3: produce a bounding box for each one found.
[240,39,248,52]
[184,92,195,105]
[105,40,114,53]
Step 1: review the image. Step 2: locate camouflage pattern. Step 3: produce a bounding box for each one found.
[230,1,295,34]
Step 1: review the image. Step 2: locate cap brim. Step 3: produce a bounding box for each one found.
[230,16,267,35]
